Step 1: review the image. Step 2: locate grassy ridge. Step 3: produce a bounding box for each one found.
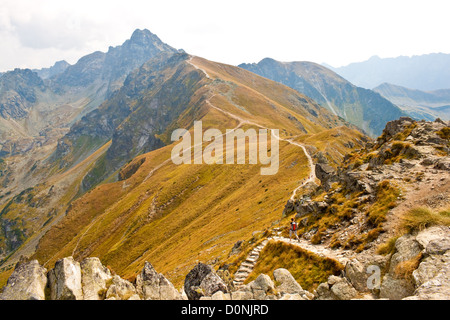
[246,241,344,291]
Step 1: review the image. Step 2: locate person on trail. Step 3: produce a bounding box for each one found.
[289,218,300,242]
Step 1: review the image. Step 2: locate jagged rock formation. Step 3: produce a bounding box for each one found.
[1,257,179,300]
[0,256,312,300]
[184,262,228,300]
[1,223,449,300]
[48,256,83,300]
[136,262,182,300]
[0,259,47,300]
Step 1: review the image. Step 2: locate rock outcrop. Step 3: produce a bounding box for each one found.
[403,226,450,300]
[48,257,83,300]
[184,262,228,300]
[80,257,113,300]
[0,260,47,300]
[310,225,450,300]
[1,257,178,301]
[136,262,181,300]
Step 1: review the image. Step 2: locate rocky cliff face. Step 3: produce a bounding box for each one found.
[53,29,177,97]
[0,69,46,120]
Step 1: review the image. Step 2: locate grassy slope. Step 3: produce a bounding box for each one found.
[29,57,364,288]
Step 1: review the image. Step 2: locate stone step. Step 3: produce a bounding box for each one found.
[236,266,252,274]
[241,261,254,269]
[234,275,248,282]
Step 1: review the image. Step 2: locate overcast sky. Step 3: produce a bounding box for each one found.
[0,0,449,72]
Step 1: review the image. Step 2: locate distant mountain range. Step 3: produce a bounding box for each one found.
[329,53,450,91]
[374,82,450,121]
[239,58,405,137]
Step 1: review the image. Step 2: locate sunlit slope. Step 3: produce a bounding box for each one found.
[31,55,365,287]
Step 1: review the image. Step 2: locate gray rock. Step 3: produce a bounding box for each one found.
[330,279,358,300]
[416,226,450,255]
[345,255,387,292]
[231,290,254,300]
[48,257,83,300]
[315,163,336,191]
[80,257,112,300]
[380,274,415,300]
[136,261,181,300]
[184,263,227,300]
[279,293,306,300]
[389,234,422,273]
[105,275,137,300]
[273,268,303,295]
[229,240,244,256]
[0,260,47,300]
[314,282,334,300]
[201,271,228,298]
[210,291,231,300]
[247,274,275,300]
[408,251,450,300]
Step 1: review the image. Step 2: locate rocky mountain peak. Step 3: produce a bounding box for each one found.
[0,68,46,120]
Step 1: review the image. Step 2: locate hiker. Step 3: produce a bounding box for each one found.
[289,218,300,242]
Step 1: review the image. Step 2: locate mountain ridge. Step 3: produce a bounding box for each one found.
[238,58,405,137]
[373,82,450,121]
[330,53,450,91]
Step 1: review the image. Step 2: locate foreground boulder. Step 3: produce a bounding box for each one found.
[273,268,304,295]
[105,275,137,300]
[315,275,358,300]
[80,257,113,300]
[184,263,228,300]
[0,260,47,300]
[48,257,83,300]
[403,226,450,300]
[136,262,181,300]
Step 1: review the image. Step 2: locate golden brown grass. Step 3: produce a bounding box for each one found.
[400,206,450,233]
[376,206,450,255]
[22,55,365,290]
[245,241,343,291]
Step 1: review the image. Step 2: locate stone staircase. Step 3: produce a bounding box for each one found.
[232,239,268,289]
[232,236,354,289]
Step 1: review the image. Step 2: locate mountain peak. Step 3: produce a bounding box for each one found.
[130,28,154,42]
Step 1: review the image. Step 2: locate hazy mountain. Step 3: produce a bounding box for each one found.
[374,82,450,121]
[51,28,178,111]
[0,69,46,120]
[33,60,70,80]
[239,58,405,137]
[330,53,450,91]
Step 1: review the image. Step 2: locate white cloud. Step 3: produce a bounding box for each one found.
[0,0,449,72]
